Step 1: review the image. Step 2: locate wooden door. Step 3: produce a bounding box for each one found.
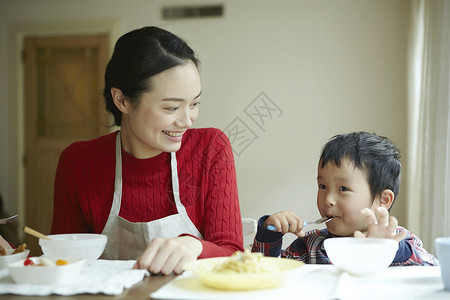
[24,35,109,255]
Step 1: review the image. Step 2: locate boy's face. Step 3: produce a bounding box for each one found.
[316,158,381,237]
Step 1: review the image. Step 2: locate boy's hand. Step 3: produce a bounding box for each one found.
[354,207,407,241]
[263,211,305,237]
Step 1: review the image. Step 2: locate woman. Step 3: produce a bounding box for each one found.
[51,26,244,275]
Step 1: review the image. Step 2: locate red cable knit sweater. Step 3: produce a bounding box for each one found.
[51,128,244,258]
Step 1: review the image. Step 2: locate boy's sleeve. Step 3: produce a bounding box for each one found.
[391,227,439,266]
[251,215,284,257]
[392,239,412,263]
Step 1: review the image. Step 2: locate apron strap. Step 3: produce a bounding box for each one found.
[171,152,203,238]
[102,132,123,235]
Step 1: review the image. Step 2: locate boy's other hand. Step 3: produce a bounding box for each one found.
[263,211,305,237]
[354,207,407,241]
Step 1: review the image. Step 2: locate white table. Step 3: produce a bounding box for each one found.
[151,265,448,300]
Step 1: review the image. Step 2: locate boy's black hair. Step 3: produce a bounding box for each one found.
[319,131,401,206]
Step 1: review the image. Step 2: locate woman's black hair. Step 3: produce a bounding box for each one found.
[103,26,200,126]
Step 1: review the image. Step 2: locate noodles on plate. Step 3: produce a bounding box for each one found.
[212,249,278,274]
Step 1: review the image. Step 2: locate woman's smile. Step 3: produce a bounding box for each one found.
[162,130,185,142]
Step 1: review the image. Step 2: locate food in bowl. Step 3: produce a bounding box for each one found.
[23,257,70,266]
[184,250,304,290]
[0,243,30,269]
[0,243,27,256]
[324,237,399,277]
[9,257,85,284]
[39,233,107,264]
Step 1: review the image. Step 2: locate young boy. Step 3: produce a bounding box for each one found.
[252,131,437,266]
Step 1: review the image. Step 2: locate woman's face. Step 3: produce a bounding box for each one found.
[121,60,202,158]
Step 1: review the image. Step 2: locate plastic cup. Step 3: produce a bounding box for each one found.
[435,237,450,291]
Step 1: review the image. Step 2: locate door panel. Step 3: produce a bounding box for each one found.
[24,35,109,255]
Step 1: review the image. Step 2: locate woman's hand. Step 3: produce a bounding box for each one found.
[263,211,305,237]
[354,207,407,241]
[133,236,202,275]
[0,235,12,250]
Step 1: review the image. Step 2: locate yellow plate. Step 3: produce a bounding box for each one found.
[183,256,304,291]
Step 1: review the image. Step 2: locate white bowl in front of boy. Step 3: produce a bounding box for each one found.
[324,237,398,277]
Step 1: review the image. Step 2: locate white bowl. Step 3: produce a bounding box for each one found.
[9,257,85,284]
[39,234,107,264]
[0,249,30,269]
[324,237,398,277]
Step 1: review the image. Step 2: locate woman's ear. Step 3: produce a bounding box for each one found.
[111,87,128,114]
[378,189,395,210]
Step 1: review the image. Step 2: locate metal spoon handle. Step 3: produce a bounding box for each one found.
[304,216,333,226]
[0,214,18,224]
[267,216,333,231]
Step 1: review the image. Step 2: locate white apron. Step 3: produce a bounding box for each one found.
[101,132,203,260]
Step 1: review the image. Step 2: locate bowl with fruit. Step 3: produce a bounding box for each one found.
[8,256,85,284]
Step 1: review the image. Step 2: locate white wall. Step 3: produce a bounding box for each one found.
[0,0,410,246]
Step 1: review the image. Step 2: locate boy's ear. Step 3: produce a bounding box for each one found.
[111,87,129,114]
[378,189,395,210]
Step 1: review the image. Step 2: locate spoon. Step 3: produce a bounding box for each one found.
[267,216,333,231]
[0,214,18,224]
[23,226,51,240]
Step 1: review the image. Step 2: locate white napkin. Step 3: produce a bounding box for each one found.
[151,265,447,300]
[330,266,447,300]
[0,259,148,296]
